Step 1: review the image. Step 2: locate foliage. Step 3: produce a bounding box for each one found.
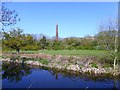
[91,63,98,68]
[96,19,118,70]
[95,30,117,50]
[39,58,49,65]
[52,40,65,50]
[2,31,100,52]
[39,36,49,49]
[3,28,26,54]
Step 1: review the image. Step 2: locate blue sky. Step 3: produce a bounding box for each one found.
[4,2,117,38]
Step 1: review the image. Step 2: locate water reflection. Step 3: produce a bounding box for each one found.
[41,66,120,88]
[46,67,112,82]
[2,62,32,82]
[2,62,120,88]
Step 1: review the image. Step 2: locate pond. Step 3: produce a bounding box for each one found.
[2,62,120,89]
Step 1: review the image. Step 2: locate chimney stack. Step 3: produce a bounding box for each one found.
[56,24,58,41]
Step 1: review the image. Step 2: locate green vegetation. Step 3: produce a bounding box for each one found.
[3,50,39,54]
[1,4,119,71]
[103,64,112,68]
[39,50,108,57]
[38,58,49,65]
[3,49,108,58]
[91,63,98,68]
[2,28,117,53]
[10,56,20,61]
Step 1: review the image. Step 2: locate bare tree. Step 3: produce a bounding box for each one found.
[0,2,20,30]
[96,19,118,70]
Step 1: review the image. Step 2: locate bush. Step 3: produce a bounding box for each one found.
[91,63,98,68]
[39,58,49,65]
[103,64,112,68]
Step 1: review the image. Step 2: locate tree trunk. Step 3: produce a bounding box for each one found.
[113,34,117,70]
[16,48,20,54]
[114,56,117,70]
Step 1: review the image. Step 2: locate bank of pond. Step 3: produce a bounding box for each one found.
[1,61,120,89]
[1,53,120,77]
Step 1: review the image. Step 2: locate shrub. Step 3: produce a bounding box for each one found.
[91,63,98,68]
[39,58,49,65]
[103,64,112,68]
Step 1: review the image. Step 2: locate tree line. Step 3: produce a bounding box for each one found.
[0,2,119,70]
[1,27,117,54]
[0,2,118,53]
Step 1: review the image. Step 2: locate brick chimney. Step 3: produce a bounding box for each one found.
[56,24,58,41]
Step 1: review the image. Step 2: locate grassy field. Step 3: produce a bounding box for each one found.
[3,49,109,58]
[39,50,109,57]
[3,50,39,54]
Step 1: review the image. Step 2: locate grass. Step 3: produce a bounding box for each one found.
[39,50,109,57]
[3,50,39,54]
[3,49,109,58]
[91,63,98,68]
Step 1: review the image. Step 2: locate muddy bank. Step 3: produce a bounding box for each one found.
[1,53,120,77]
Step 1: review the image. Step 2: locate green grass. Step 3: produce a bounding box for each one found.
[3,50,39,54]
[3,49,109,58]
[91,63,98,68]
[39,50,109,57]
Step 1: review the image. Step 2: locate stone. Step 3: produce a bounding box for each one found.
[67,65,80,71]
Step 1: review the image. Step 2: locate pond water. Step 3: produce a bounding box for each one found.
[2,62,120,89]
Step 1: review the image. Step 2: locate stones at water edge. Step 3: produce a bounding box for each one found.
[67,65,80,71]
[0,59,5,62]
[26,61,40,66]
[4,58,11,62]
[2,57,119,76]
[81,67,106,75]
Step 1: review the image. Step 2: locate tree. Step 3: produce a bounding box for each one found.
[3,28,26,54]
[52,40,64,50]
[39,36,49,49]
[96,19,118,70]
[0,2,20,54]
[63,37,80,50]
[95,30,117,50]
[81,36,94,50]
[0,31,2,54]
[22,34,36,50]
[0,3,20,29]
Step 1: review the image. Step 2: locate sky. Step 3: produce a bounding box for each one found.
[4,2,118,38]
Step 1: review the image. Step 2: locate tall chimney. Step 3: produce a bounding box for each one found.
[56,24,58,41]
